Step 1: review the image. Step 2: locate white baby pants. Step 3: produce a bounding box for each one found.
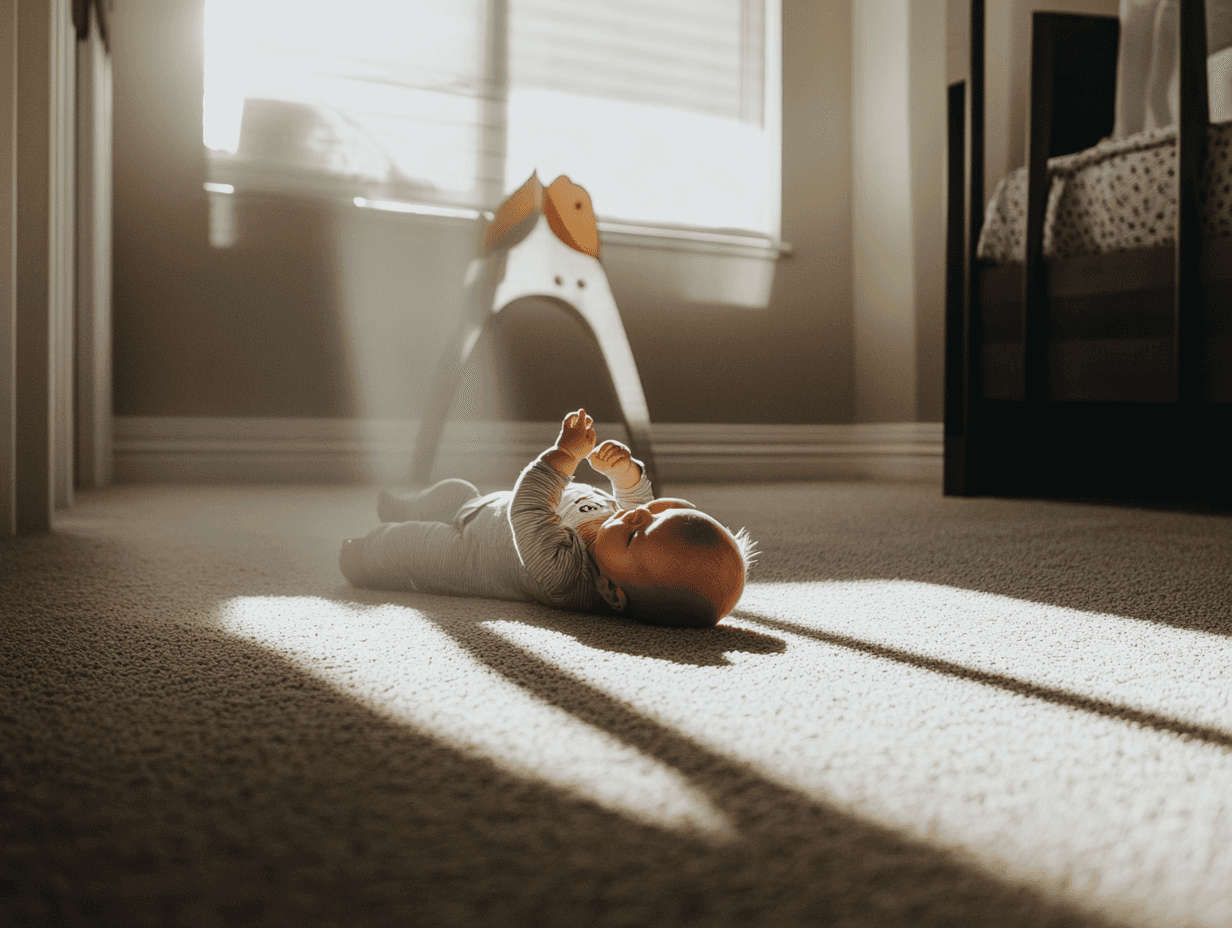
[360,480,538,601]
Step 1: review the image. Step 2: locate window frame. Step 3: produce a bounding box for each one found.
[203,0,785,253]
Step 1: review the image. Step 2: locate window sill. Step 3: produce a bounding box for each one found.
[209,182,783,307]
[597,221,791,260]
[349,195,792,261]
[207,161,791,261]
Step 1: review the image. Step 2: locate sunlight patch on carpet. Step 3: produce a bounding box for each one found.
[740,579,1232,733]
[216,595,735,839]
[483,581,1232,928]
[212,582,1232,927]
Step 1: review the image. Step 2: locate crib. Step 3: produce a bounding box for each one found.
[945,0,1232,503]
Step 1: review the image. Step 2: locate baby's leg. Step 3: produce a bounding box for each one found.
[377,478,480,523]
[356,503,532,601]
[359,519,475,595]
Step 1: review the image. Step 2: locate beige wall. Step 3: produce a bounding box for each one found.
[113,2,968,430]
[851,0,946,424]
[111,0,859,427]
[852,0,916,422]
[912,1,947,425]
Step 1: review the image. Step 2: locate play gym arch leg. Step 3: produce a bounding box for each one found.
[409,249,659,488]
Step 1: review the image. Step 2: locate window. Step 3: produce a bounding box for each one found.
[203,0,780,236]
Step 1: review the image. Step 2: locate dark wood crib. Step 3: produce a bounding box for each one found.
[945,0,1232,504]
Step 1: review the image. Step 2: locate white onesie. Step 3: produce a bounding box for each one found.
[359,455,654,613]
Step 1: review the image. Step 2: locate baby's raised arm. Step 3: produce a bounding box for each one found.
[541,408,597,477]
[587,440,643,492]
[540,409,650,502]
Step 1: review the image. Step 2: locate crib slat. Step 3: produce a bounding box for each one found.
[944,80,969,496]
[1022,13,1119,407]
[1022,18,1052,407]
[1176,0,1209,404]
[943,0,986,496]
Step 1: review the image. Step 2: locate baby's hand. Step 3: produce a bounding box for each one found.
[588,440,643,491]
[545,408,597,475]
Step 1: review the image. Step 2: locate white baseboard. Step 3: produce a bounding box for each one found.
[113,417,943,487]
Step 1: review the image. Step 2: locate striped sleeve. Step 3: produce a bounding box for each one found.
[508,455,601,607]
[611,469,654,509]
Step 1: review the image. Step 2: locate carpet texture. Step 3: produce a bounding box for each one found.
[2,480,1231,927]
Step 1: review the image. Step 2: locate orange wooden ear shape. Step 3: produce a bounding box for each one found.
[543,175,600,259]
[484,172,544,255]
[483,171,601,259]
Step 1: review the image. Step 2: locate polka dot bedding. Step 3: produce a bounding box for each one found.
[976,122,1232,263]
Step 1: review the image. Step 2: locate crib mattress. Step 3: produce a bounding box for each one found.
[976,122,1232,263]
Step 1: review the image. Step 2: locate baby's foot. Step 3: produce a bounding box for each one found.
[377,489,414,523]
[339,538,369,587]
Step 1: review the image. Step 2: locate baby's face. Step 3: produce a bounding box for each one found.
[588,499,733,603]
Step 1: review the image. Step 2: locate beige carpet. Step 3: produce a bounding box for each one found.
[3,480,1231,927]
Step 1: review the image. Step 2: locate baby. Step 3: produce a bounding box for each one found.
[340,408,755,627]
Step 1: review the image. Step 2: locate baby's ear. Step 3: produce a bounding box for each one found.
[595,574,627,612]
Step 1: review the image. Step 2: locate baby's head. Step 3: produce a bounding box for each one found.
[588,499,756,628]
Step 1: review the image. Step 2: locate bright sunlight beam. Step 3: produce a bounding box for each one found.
[218,580,1232,927]
[487,581,1232,927]
[505,88,775,232]
[204,0,486,196]
[738,579,1232,732]
[202,0,780,232]
[216,596,734,839]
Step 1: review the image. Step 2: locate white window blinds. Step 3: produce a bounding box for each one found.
[509,0,763,123]
[204,0,778,235]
